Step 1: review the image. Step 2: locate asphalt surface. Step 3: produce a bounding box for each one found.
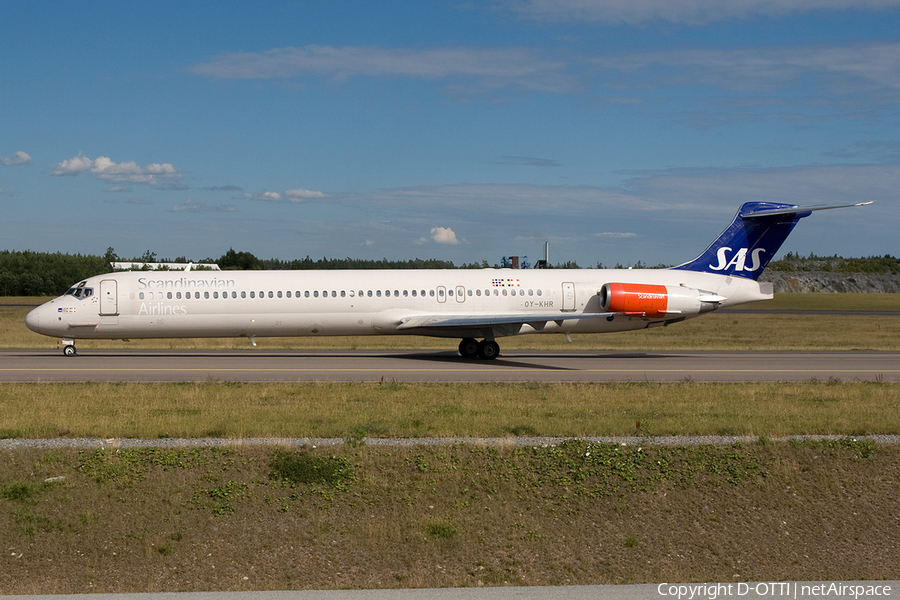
[1,348,897,383]
[3,582,898,600]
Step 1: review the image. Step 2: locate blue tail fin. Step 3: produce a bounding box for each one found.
[672,201,870,280]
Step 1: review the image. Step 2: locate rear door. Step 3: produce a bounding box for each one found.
[561,282,576,312]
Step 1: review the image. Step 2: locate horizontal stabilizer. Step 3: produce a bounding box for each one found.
[740,201,873,219]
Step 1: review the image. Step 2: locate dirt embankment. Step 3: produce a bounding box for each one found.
[1,440,898,594]
[760,272,900,293]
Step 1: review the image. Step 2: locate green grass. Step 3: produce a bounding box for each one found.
[725,292,900,311]
[0,380,897,439]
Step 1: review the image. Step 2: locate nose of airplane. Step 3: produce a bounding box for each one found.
[25,306,41,332]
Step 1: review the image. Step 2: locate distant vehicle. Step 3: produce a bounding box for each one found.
[26,201,870,358]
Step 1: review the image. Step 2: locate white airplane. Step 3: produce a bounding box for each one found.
[25,201,870,358]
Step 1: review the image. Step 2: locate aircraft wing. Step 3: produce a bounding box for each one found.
[395,312,615,331]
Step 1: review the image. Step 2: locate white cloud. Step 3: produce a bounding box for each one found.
[430,226,460,245]
[53,153,94,175]
[502,0,900,25]
[53,153,181,185]
[593,43,900,94]
[596,232,638,238]
[246,189,327,203]
[1,151,32,166]
[285,188,327,201]
[191,45,575,93]
[171,199,236,213]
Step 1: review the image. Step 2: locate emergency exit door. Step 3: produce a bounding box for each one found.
[100,279,118,316]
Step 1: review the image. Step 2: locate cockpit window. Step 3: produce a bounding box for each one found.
[64,283,93,300]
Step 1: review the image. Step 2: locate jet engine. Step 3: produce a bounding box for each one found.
[599,282,724,319]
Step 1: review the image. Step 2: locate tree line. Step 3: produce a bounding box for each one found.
[3,247,895,297]
[0,248,487,296]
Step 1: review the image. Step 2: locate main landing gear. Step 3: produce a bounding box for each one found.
[458,337,500,360]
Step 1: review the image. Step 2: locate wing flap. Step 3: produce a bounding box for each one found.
[396,312,615,331]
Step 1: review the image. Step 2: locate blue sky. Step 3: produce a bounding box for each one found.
[2,0,899,267]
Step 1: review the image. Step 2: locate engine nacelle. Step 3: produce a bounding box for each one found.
[599,282,722,319]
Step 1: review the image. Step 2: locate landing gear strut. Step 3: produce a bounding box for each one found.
[458,338,500,360]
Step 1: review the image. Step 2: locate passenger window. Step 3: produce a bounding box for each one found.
[502,289,507,296]
[314,291,319,298]
[439,289,445,297]
[332,291,337,298]
[205,292,210,299]
[529,289,533,296]
[468,289,472,296]
[421,290,425,297]
[213,292,218,299]
[367,290,373,297]
[277,291,283,298]
[268,291,274,298]
[475,289,481,297]
[537,289,542,296]
[411,290,417,297]
[403,290,408,297]
[176,292,181,299]
[305,291,310,298]
[341,290,346,297]
[493,289,498,296]
[376,290,382,297]
[139,292,145,299]
[429,290,435,297]
[286,291,291,298]
[448,289,453,297]
[241,291,245,298]
[250,291,255,298]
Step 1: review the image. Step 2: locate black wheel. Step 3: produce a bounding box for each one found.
[477,340,500,360]
[63,345,77,357]
[458,338,479,358]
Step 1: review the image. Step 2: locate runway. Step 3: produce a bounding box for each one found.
[1,349,897,383]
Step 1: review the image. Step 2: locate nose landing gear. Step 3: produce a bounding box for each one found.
[60,339,77,357]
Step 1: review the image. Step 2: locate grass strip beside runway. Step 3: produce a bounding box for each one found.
[1,380,898,440]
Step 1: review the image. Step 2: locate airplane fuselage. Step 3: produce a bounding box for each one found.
[25,267,769,347]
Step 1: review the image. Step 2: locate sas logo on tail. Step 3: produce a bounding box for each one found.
[709,247,765,272]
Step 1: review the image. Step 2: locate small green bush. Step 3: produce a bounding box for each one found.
[268,451,355,490]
